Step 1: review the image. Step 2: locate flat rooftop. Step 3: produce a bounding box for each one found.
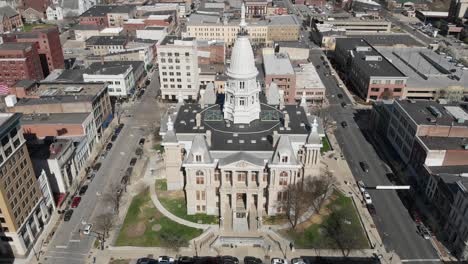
[419,136,468,150]
[159,35,196,46]
[85,61,144,75]
[377,47,468,89]
[336,38,406,78]
[347,34,424,47]
[0,42,34,50]
[174,103,310,151]
[85,36,127,46]
[263,52,294,75]
[21,113,90,125]
[27,82,106,98]
[295,63,325,90]
[396,99,468,127]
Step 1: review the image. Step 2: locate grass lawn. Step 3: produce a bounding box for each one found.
[22,23,55,32]
[154,143,165,153]
[156,180,219,224]
[115,188,203,247]
[282,191,368,249]
[263,215,289,225]
[321,136,332,153]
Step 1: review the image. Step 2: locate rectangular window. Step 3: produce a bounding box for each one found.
[195,155,202,162]
[196,176,204,184]
[395,80,404,85]
[279,176,288,186]
[237,172,246,182]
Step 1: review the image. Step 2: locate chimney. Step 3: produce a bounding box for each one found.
[273,130,279,144]
[195,112,201,127]
[284,113,290,128]
[206,130,212,147]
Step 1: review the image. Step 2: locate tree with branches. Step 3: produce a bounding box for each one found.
[308,168,337,214]
[323,206,362,257]
[105,183,123,214]
[95,213,115,238]
[281,180,313,230]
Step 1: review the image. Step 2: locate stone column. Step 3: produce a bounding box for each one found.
[26,224,34,243]
[247,170,251,187]
[33,213,41,231]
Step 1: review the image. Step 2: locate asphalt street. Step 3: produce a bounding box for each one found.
[42,70,162,264]
[381,10,434,45]
[308,50,440,263]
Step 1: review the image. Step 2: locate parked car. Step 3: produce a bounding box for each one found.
[158,256,174,264]
[178,256,195,264]
[271,258,288,264]
[244,257,262,264]
[79,185,89,195]
[82,223,93,235]
[221,256,239,264]
[341,121,347,128]
[136,258,157,264]
[64,209,73,221]
[106,143,113,151]
[357,180,366,193]
[139,138,145,145]
[92,162,102,172]
[337,93,343,99]
[111,134,118,142]
[130,157,138,166]
[364,191,372,204]
[71,196,82,208]
[359,161,369,172]
[87,171,96,180]
[100,152,107,159]
[418,224,431,239]
[341,102,347,108]
[291,258,306,264]
[115,124,124,135]
[412,210,423,224]
[367,204,376,215]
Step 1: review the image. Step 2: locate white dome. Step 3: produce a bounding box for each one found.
[226,34,258,79]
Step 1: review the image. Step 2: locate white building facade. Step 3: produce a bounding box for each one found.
[160,4,323,232]
[46,6,64,21]
[157,36,200,101]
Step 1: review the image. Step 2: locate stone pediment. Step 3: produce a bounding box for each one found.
[218,152,265,168]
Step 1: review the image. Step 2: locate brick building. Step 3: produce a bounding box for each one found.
[0,43,44,87]
[2,27,65,77]
[0,6,23,33]
[334,38,407,102]
[263,49,296,104]
[0,113,53,258]
[197,40,225,65]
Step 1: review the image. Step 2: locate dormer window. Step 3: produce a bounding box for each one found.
[195,154,202,162]
[281,155,289,163]
[240,81,245,89]
[239,99,245,106]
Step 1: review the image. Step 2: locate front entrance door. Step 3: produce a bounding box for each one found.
[236,212,246,218]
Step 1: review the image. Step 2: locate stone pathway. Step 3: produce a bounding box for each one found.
[149,173,214,230]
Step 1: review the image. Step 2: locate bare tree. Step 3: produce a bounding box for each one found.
[135,147,144,158]
[308,168,337,214]
[95,213,115,238]
[105,183,123,214]
[160,231,186,254]
[281,180,314,230]
[323,206,362,257]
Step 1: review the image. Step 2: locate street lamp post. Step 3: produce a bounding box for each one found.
[79,229,105,250]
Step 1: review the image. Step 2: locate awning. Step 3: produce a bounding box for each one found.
[102,114,114,128]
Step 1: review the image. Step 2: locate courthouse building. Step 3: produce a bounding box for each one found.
[160,4,323,232]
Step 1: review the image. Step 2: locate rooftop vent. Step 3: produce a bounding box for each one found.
[365,55,382,61]
[457,118,465,124]
[251,140,256,144]
[239,139,245,144]
[227,139,233,143]
[64,86,83,93]
[464,144,468,150]
[261,137,267,141]
[356,46,371,52]
[189,119,194,122]
[428,106,442,118]
[233,133,238,137]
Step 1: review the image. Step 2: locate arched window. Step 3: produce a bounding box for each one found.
[196,170,204,184]
[279,171,288,186]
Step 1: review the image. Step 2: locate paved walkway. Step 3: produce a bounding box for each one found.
[149,180,214,230]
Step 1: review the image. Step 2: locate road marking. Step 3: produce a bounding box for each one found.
[401,259,441,262]
[46,250,89,256]
[43,255,86,261]
[55,245,67,249]
[69,239,81,242]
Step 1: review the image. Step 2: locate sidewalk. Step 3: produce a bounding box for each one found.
[323,131,400,264]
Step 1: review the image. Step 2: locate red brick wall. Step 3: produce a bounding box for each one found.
[22,123,85,138]
[443,150,468,166]
[79,16,108,27]
[197,45,225,65]
[366,83,405,101]
[22,0,50,13]
[264,74,296,104]
[0,43,44,86]
[417,126,468,138]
